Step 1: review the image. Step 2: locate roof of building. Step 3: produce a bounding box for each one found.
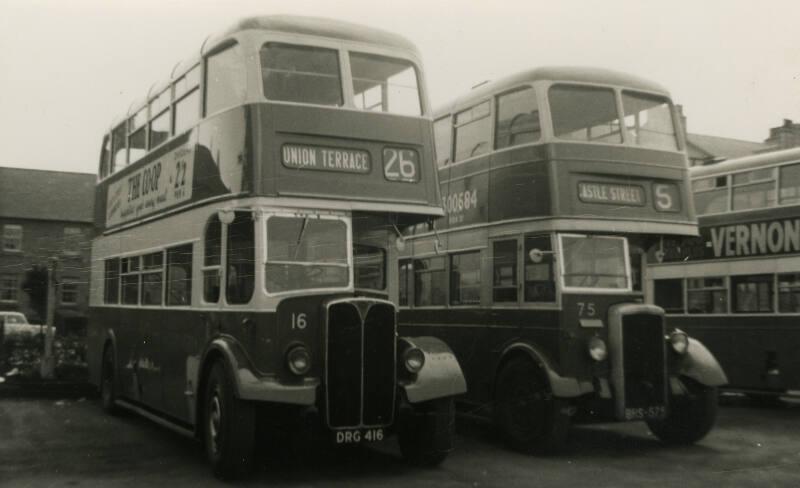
[0,167,95,223]
[686,133,766,161]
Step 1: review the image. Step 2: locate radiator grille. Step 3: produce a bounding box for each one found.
[325,300,396,428]
[621,314,667,409]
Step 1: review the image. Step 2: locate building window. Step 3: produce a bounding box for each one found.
[732,274,773,313]
[654,279,684,314]
[434,116,452,167]
[2,224,23,252]
[205,43,245,115]
[687,277,727,314]
[0,275,19,303]
[399,259,412,306]
[203,215,222,303]
[493,239,518,303]
[413,256,446,306]
[450,251,481,305]
[63,227,83,256]
[60,279,78,305]
[141,251,164,305]
[104,258,120,304]
[731,168,776,211]
[495,86,540,149]
[778,273,800,313]
[166,244,193,306]
[120,256,141,305]
[524,235,555,303]
[454,101,491,162]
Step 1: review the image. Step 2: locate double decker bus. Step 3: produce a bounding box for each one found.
[649,147,800,399]
[87,16,466,479]
[396,67,726,453]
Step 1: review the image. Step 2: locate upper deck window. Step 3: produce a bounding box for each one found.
[622,92,678,151]
[694,176,728,215]
[454,101,491,162]
[780,163,800,204]
[731,168,776,211]
[549,85,622,144]
[560,235,629,290]
[205,43,246,115]
[265,216,349,293]
[350,52,422,116]
[434,116,453,167]
[495,87,540,149]
[261,43,343,106]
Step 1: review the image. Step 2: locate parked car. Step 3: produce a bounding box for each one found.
[0,312,53,341]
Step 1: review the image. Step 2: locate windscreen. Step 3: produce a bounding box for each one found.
[350,52,422,116]
[261,43,343,106]
[265,216,349,293]
[622,92,678,150]
[549,85,622,143]
[560,235,629,290]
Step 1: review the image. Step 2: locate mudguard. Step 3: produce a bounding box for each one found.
[499,343,594,398]
[678,337,728,387]
[197,336,319,406]
[399,336,467,403]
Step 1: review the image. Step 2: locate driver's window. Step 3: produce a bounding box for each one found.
[226,211,255,304]
[524,234,555,303]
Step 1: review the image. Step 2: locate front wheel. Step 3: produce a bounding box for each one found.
[203,362,256,479]
[494,357,570,454]
[647,376,718,445]
[397,397,455,467]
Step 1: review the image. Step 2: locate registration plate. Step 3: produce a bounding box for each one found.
[624,405,667,420]
[334,428,384,444]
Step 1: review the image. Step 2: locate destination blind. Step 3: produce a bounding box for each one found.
[282,144,371,174]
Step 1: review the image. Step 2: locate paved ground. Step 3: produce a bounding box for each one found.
[1,396,799,487]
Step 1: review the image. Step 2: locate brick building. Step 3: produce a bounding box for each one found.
[0,167,95,331]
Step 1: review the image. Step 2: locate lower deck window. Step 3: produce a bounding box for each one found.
[166,245,193,306]
[492,240,517,303]
[414,256,446,306]
[687,277,727,314]
[450,251,481,305]
[778,273,800,313]
[732,274,773,313]
[654,279,684,313]
[524,235,555,302]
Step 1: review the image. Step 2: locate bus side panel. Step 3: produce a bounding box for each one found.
[489,148,551,222]
[667,315,800,391]
[399,308,560,408]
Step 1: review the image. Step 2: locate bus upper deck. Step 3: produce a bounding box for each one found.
[426,66,694,236]
[95,15,441,234]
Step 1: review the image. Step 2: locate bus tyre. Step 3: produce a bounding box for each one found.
[100,346,118,415]
[203,362,256,480]
[494,357,569,454]
[647,376,718,445]
[398,397,455,467]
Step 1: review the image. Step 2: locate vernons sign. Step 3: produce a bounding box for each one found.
[661,217,800,262]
